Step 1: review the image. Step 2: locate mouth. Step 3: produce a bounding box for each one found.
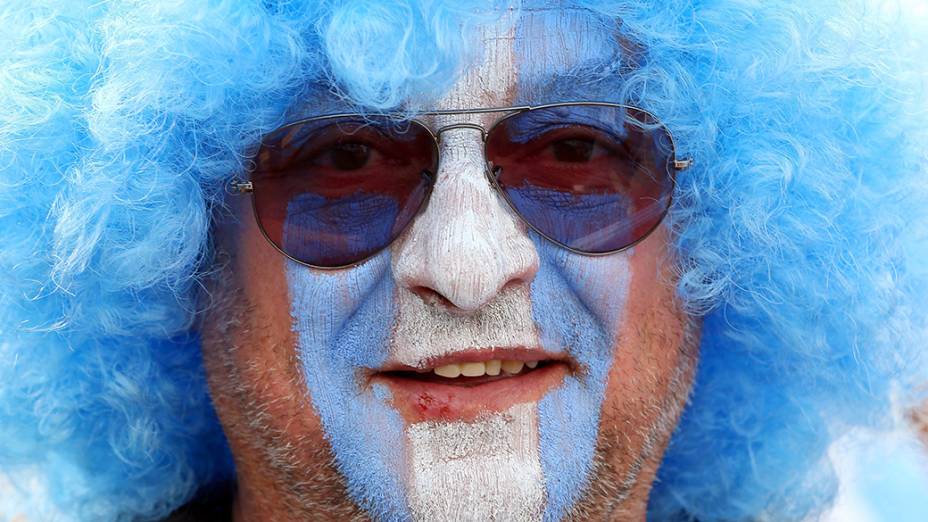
[369,349,573,422]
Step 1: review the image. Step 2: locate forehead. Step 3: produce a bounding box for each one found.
[296,7,627,119]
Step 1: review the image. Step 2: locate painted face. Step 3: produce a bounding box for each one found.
[203,8,698,522]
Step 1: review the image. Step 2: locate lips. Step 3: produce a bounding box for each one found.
[370,348,572,422]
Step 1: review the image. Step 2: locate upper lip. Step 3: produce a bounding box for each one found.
[374,347,575,373]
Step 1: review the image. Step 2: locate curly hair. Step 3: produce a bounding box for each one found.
[1,0,926,520]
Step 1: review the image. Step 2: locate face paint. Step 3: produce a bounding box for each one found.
[284,8,640,521]
[512,6,629,105]
[406,403,545,520]
[391,9,635,520]
[505,16,639,518]
[386,15,552,519]
[391,284,538,368]
[532,238,631,521]
[286,252,412,519]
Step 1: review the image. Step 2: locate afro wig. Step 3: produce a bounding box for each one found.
[1,0,927,520]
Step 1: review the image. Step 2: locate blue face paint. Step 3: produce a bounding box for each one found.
[510,12,634,517]
[512,6,626,106]
[285,230,412,521]
[280,9,632,520]
[531,234,629,522]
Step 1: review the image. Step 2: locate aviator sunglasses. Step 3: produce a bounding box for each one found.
[230,102,692,269]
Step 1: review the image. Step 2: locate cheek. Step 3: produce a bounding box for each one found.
[237,203,295,341]
[286,254,411,516]
[600,226,694,472]
[529,235,633,519]
[530,236,632,366]
[204,204,328,464]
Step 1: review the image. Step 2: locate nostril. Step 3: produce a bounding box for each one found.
[409,286,457,311]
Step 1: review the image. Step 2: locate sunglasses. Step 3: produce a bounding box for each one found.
[230,102,692,269]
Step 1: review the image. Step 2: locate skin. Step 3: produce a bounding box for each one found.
[200,9,699,522]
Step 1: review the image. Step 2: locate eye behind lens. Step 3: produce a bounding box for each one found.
[249,116,438,268]
[326,142,371,170]
[486,104,676,254]
[550,138,596,163]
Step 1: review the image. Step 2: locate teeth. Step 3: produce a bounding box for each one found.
[501,360,525,374]
[460,362,486,377]
[434,364,462,378]
[431,359,539,378]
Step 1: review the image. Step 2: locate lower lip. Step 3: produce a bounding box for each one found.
[370,362,570,423]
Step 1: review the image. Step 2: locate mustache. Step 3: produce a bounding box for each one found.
[390,284,541,368]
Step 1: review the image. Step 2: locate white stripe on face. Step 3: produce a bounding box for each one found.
[387,14,550,520]
[406,403,545,521]
[389,8,540,368]
[390,284,538,368]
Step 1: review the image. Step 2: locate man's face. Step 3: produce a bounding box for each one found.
[203,9,698,521]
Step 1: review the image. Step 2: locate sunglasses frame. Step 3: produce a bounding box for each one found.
[230,101,692,269]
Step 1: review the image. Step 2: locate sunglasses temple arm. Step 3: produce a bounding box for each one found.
[674,158,693,170]
[228,180,254,194]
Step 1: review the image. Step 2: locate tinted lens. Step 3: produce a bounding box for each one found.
[251,116,437,267]
[486,104,676,253]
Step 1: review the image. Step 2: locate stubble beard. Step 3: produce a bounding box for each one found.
[198,258,698,521]
[199,265,368,521]
[566,319,700,521]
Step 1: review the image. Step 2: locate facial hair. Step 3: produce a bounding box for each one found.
[198,257,369,521]
[198,252,698,521]
[566,318,699,520]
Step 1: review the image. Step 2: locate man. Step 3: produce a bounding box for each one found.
[1,1,926,521]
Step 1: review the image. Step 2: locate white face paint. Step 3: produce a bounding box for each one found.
[279,8,649,521]
[386,12,633,521]
[387,17,551,520]
[391,285,538,368]
[406,403,545,521]
[391,14,536,324]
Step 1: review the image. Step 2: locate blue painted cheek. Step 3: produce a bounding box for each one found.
[513,24,632,518]
[286,250,411,521]
[531,235,628,522]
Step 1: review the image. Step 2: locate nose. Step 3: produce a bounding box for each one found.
[392,129,539,312]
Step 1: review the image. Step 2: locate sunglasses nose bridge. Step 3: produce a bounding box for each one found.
[433,122,488,144]
[432,124,509,207]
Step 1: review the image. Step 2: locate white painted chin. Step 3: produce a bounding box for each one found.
[406,402,545,521]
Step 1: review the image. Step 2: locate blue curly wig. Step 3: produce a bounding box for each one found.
[2,0,927,520]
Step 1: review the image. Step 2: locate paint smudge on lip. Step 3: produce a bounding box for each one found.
[375,360,570,422]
